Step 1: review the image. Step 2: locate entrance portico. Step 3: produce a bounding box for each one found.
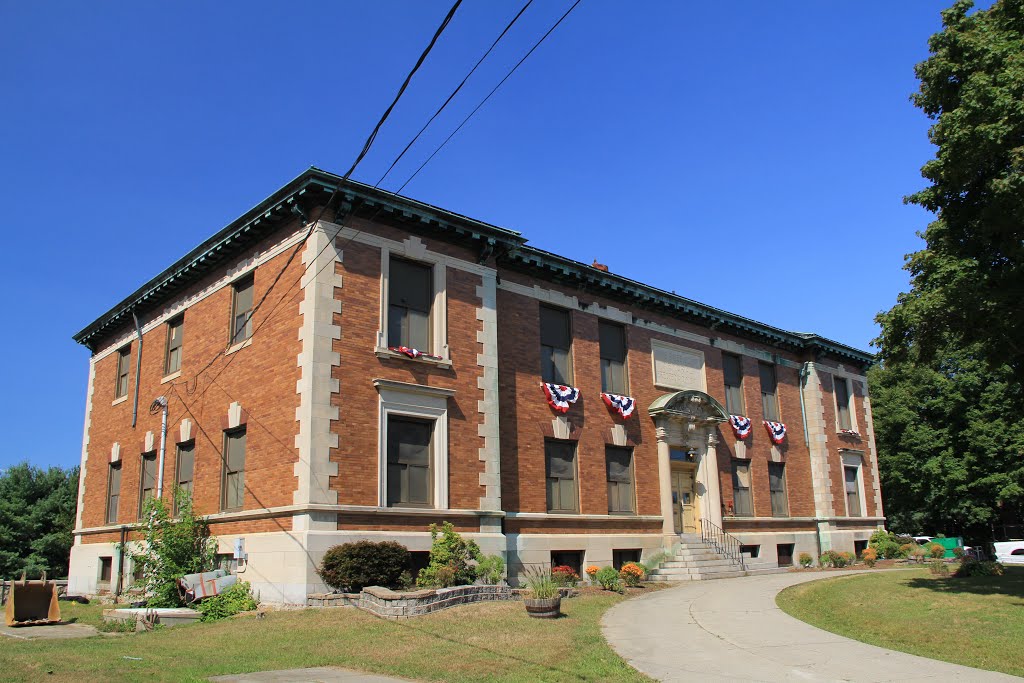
[649,391,728,547]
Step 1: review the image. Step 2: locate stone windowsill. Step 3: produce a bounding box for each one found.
[374,346,451,369]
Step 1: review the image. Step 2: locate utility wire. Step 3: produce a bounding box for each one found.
[179,0,465,395]
[376,0,536,186]
[343,0,464,179]
[397,0,583,194]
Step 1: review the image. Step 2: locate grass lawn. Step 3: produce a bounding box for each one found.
[777,566,1024,677]
[0,590,654,682]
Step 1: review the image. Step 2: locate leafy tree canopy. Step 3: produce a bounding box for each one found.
[0,462,79,579]
[873,0,1024,541]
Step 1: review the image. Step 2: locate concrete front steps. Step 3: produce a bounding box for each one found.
[647,538,788,582]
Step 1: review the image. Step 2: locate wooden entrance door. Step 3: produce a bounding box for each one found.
[671,469,697,534]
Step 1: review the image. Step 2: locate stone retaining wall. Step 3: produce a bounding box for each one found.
[307,585,578,619]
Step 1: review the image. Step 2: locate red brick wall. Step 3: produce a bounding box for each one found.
[81,223,305,539]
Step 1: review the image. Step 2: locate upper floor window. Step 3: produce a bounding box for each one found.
[606,446,635,514]
[138,451,157,518]
[834,376,852,430]
[174,442,195,515]
[758,363,779,421]
[114,346,131,399]
[230,277,254,346]
[722,354,744,415]
[540,306,573,385]
[546,441,578,513]
[388,257,433,351]
[386,415,433,507]
[106,462,122,524]
[599,321,628,395]
[221,428,246,511]
[164,316,184,375]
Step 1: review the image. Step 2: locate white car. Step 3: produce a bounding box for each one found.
[993,541,1024,565]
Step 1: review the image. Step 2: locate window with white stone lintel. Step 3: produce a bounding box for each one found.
[376,238,450,365]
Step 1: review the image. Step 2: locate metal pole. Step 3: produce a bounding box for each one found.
[151,397,168,498]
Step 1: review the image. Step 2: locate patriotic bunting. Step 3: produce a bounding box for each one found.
[542,383,580,413]
[388,346,443,361]
[763,420,787,444]
[729,415,752,439]
[601,392,636,419]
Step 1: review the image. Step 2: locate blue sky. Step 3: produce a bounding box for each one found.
[0,1,967,469]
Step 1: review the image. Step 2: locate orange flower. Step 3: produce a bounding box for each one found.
[585,565,600,577]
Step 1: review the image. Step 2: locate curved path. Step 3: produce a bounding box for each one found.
[603,570,1017,682]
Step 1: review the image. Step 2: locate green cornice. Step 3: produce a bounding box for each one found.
[73,167,875,368]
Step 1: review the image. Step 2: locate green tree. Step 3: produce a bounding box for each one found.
[126,490,216,607]
[874,0,1024,541]
[0,462,79,579]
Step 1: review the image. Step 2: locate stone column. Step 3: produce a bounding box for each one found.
[655,424,676,547]
[704,427,724,529]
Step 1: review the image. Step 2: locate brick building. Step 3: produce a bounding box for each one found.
[68,168,881,603]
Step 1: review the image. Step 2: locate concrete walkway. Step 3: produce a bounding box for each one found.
[209,667,412,683]
[603,570,1018,682]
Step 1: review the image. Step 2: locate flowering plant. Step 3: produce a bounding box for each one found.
[619,562,645,587]
[585,565,600,579]
[551,565,580,587]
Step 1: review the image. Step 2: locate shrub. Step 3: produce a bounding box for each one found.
[928,543,946,559]
[868,529,902,559]
[551,565,580,587]
[929,559,950,576]
[585,565,600,580]
[952,546,966,560]
[910,547,927,563]
[475,554,505,585]
[523,567,558,599]
[619,562,645,587]
[954,558,1005,578]
[900,543,916,558]
[318,540,410,592]
[197,580,258,622]
[126,490,216,608]
[417,522,482,588]
[798,552,813,568]
[595,566,623,592]
[861,547,878,568]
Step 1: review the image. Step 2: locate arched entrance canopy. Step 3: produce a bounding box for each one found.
[648,390,728,422]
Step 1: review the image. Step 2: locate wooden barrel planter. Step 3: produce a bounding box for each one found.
[523,596,561,619]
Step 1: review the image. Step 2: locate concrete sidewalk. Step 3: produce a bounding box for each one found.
[602,570,1018,682]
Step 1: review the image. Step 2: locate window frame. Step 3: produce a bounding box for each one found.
[376,246,450,365]
[98,557,113,584]
[539,305,574,385]
[229,276,255,346]
[767,462,789,517]
[843,462,864,517]
[834,376,853,431]
[173,441,195,516]
[114,346,131,399]
[164,316,184,376]
[138,451,157,518]
[605,445,635,515]
[385,414,435,508]
[386,255,435,353]
[221,428,247,512]
[731,460,753,516]
[375,379,452,510]
[106,462,122,525]
[722,353,745,415]
[598,320,629,395]
[545,440,579,514]
[758,362,780,421]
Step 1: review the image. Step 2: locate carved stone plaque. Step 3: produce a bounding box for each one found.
[652,340,705,391]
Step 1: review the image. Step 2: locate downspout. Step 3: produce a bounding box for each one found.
[151,397,168,498]
[131,311,143,428]
[114,525,127,600]
[799,361,823,558]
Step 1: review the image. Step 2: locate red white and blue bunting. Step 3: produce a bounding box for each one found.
[763,420,787,444]
[388,346,443,361]
[601,393,636,419]
[542,383,580,414]
[729,415,752,439]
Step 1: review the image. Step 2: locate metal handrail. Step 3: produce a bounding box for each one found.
[700,519,746,571]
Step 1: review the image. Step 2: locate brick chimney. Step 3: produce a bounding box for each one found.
[592,260,609,272]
